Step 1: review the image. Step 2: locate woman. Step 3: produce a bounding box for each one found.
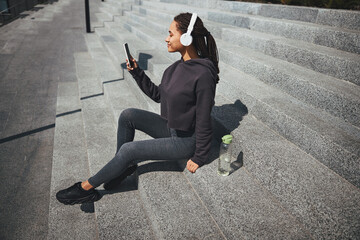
[56,12,219,205]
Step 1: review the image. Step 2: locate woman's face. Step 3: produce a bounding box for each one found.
[165,21,185,53]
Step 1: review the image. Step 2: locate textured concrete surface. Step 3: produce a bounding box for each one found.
[48,91,97,240]
[138,0,360,54]
[2,0,359,239]
[80,95,155,240]
[128,3,360,87]
[74,52,103,99]
[0,129,54,240]
[137,161,225,239]
[217,0,360,31]
[111,2,359,185]
[94,26,161,113]
[221,27,360,85]
[100,2,360,238]
[218,42,360,128]
[84,34,122,83]
[217,62,360,187]
[78,40,156,239]
[181,141,311,240]
[207,10,360,54]
[0,0,106,239]
[213,96,360,239]
[316,9,360,31]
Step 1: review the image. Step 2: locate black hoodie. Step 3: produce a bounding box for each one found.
[130,57,217,167]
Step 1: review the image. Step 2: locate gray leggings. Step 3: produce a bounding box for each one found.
[88,108,196,188]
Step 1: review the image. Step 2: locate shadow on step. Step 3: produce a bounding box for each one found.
[89,162,182,206]
[80,202,95,213]
[176,99,248,175]
[120,52,153,73]
[210,99,248,172]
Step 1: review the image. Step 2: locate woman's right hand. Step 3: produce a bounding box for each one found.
[126,58,138,71]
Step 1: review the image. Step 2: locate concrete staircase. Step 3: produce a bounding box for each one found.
[48,0,360,239]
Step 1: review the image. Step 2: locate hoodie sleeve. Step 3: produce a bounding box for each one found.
[191,74,216,167]
[129,67,161,103]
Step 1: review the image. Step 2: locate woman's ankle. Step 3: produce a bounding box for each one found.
[81,180,94,191]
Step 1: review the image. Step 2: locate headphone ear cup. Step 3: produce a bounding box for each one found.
[180,33,193,46]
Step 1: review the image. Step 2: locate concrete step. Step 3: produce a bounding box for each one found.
[80,95,155,239]
[99,5,122,18]
[129,5,230,40]
[86,26,156,118]
[93,26,162,113]
[137,160,226,239]
[48,82,98,240]
[139,0,360,54]
[211,94,360,239]
[105,9,360,186]
[104,82,224,239]
[145,53,360,187]
[215,0,360,31]
[86,30,228,238]
[119,10,360,128]
[101,0,139,19]
[179,141,312,239]
[159,0,360,31]
[209,9,360,54]
[123,62,161,114]
[138,0,209,20]
[218,40,360,128]
[109,13,358,237]
[221,27,360,86]
[128,6,360,86]
[91,8,360,238]
[124,9,169,36]
[93,12,112,28]
[103,0,135,12]
[118,15,179,63]
[84,33,123,84]
[93,24,316,239]
[96,10,113,22]
[75,42,156,238]
[93,27,129,69]
[218,62,360,187]
[74,52,103,99]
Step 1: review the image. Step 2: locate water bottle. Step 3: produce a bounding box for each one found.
[218,135,233,176]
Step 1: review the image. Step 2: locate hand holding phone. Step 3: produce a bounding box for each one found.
[123,43,134,68]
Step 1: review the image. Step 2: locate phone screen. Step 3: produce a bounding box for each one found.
[123,43,134,68]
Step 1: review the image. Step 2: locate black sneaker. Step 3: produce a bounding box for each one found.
[103,165,138,190]
[56,182,101,205]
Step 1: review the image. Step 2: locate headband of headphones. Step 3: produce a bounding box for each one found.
[180,13,198,46]
[187,13,198,34]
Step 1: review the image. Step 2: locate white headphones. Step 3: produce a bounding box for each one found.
[180,13,198,46]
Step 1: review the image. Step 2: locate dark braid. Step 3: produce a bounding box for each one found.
[174,12,220,83]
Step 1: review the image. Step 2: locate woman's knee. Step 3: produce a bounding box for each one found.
[118,108,138,125]
[115,142,137,163]
[117,142,136,157]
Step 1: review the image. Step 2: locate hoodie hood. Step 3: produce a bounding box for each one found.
[180,57,218,82]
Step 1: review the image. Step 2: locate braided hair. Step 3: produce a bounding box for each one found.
[174,12,220,83]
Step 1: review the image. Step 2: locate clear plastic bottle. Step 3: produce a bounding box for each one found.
[218,135,233,176]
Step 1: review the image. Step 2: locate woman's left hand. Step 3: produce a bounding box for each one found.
[186,160,199,173]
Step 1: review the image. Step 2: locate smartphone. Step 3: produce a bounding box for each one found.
[123,43,134,68]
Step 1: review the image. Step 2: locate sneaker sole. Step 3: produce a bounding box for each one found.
[57,192,101,205]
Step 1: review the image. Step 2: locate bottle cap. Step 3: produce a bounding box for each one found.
[222,135,233,144]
